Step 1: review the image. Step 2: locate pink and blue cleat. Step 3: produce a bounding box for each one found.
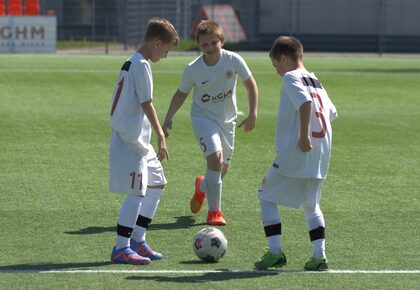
[130,239,163,260]
[111,246,151,265]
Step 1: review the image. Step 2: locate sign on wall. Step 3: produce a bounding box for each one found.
[0,16,56,53]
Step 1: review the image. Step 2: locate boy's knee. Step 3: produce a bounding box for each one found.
[207,151,224,171]
[303,204,323,224]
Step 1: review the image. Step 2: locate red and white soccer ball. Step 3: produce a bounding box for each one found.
[193,227,228,262]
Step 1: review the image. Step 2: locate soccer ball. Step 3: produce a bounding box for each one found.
[193,227,227,262]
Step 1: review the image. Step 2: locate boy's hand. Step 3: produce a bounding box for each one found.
[162,119,172,138]
[157,134,170,161]
[299,136,313,152]
[237,115,256,132]
[162,90,189,138]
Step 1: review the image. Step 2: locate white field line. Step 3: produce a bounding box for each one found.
[0,269,419,274]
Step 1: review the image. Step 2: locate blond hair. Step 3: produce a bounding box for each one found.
[195,20,224,43]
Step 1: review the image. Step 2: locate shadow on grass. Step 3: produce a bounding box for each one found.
[126,270,278,283]
[65,226,115,235]
[65,216,206,235]
[0,261,111,272]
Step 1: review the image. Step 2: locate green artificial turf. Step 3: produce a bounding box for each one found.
[0,53,419,289]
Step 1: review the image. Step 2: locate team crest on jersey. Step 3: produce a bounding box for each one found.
[225,70,234,79]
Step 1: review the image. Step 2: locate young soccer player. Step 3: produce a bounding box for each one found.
[108,18,178,265]
[254,36,338,271]
[162,20,258,226]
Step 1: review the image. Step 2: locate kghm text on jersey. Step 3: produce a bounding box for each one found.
[201,90,233,103]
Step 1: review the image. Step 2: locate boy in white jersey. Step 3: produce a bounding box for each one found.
[109,18,178,265]
[254,36,338,271]
[162,20,258,226]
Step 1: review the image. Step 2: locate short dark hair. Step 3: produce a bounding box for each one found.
[145,17,179,46]
[269,36,303,62]
[195,20,224,43]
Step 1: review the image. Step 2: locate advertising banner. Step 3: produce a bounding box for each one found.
[0,16,56,53]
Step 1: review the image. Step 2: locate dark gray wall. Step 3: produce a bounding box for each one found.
[44,0,420,52]
[258,0,420,52]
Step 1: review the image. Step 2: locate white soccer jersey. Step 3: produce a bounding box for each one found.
[109,52,153,156]
[275,68,338,179]
[178,49,252,126]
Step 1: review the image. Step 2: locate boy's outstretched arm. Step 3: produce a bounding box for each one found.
[162,89,189,137]
[299,101,313,152]
[141,100,169,161]
[238,76,258,132]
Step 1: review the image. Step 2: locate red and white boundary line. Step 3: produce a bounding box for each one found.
[1,269,419,274]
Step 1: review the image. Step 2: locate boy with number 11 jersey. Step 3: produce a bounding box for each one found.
[108,18,178,265]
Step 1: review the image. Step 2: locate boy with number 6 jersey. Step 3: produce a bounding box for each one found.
[254,36,338,271]
[108,18,178,265]
[162,20,258,226]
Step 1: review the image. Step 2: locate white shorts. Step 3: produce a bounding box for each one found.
[109,131,167,196]
[258,160,324,209]
[191,116,235,165]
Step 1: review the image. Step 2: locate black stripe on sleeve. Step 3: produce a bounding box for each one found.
[301,77,322,89]
[121,61,132,71]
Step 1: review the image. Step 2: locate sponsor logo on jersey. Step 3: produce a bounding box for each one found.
[201,94,211,103]
[201,89,232,104]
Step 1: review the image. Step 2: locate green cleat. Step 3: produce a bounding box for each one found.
[255,250,287,270]
[304,257,329,271]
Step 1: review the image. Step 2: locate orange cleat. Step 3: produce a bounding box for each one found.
[207,210,227,226]
[190,176,206,214]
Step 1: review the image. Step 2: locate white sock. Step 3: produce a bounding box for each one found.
[304,205,326,259]
[312,239,326,259]
[131,188,164,242]
[116,234,131,250]
[268,235,282,255]
[203,169,222,210]
[131,223,147,243]
[199,176,208,193]
[116,195,142,249]
[260,198,282,254]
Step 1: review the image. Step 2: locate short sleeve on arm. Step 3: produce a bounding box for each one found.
[231,53,252,81]
[132,61,153,104]
[283,73,312,110]
[330,102,338,121]
[178,65,194,94]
